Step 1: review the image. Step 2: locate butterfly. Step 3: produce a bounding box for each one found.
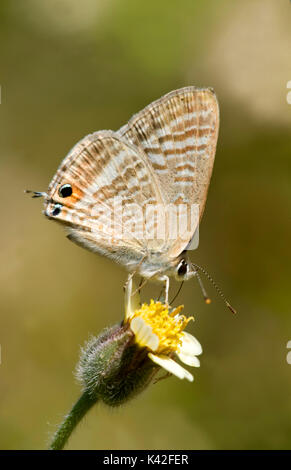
[28,86,235,309]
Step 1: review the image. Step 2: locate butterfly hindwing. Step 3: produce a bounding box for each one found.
[118,87,219,258]
[118,87,219,214]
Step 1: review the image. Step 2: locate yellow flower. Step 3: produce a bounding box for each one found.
[124,281,202,382]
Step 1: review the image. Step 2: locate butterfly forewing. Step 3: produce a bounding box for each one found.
[45,131,170,266]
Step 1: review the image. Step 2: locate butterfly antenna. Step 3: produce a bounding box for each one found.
[192,262,237,314]
[24,190,47,198]
[195,270,211,305]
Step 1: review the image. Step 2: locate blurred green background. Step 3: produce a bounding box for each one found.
[0,0,291,450]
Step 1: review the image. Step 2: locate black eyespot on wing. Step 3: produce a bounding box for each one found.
[177,259,188,277]
[58,184,72,198]
[52,204,62,216]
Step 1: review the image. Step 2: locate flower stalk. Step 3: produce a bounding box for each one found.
[49,391,97,450]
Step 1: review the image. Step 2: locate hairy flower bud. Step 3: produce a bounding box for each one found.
[76,322,158,406]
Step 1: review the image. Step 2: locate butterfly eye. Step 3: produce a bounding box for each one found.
[52,204,62,216]
[58,184,72,198]
[177,259,188,277]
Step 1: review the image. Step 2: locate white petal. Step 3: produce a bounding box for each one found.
[148,353,194,382]
[176,352,200,367]
[146,333,160,351]
[130,317,159,351]
[130,316,149,340]
[180,332,202,356]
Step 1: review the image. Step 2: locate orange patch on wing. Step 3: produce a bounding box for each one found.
[70,186,84,203]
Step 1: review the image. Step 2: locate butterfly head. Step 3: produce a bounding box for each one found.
[42,182,70,220]
[27,180,81,224]
[45,182,72,216]
[174,257,196,281]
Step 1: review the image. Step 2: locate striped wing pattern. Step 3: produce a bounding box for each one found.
[45,87,219,269]
[119,87,219,213]
[118,87,219,258]
[46,131,167,267]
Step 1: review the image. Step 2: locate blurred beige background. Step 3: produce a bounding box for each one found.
[0,0,291,449]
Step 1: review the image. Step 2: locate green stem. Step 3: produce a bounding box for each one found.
[49,391,98,450]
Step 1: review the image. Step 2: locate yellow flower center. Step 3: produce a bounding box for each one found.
[131,300,193,354]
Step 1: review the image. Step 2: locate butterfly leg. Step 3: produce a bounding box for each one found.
[124,274,142,316]
[124,255,147,297]
[157,286,164,301]
[124,273,134,297]
[132,277,148,297]
[164,276,170,305]
[153,371,172,384]
[124,274,132,316]
[138,277,144,293]
[154,273,170,305]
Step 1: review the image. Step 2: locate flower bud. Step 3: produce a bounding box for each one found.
[77,322,158,406]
